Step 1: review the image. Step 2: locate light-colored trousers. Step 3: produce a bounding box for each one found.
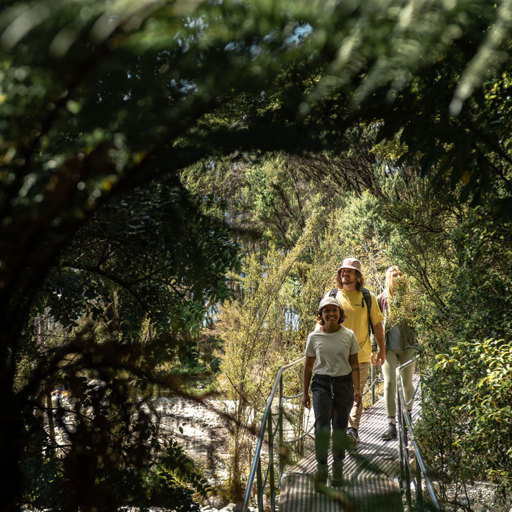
[348,362,369,431]
[382,348,416,419]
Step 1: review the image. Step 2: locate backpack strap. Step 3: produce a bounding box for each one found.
[362,287,373,336]
[332,286,374,340]
[377,292,387,313]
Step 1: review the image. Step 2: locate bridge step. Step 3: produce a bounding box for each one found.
[280,473,402,512]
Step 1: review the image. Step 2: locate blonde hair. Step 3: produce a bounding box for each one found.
[384,265,402,298]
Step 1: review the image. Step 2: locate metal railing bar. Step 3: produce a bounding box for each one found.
[265,410,276,508]
[364,377,382,397]
[243,354,385,511]
[281,422,315,444]
[242,356,305,512]
[256,458,263,512]
[397,357,441,511]
[402,420,440,509]
[400,442,415,481]
[281,392,303,399]
[259,412,273,500]
[399,383,413,510]
[267,417,280,440]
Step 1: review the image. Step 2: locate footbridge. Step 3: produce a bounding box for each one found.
[242,357,440,511]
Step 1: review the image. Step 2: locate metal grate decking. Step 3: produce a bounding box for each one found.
[279,383,421,511]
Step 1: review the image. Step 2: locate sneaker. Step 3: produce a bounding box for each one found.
[381,423,397,441]
[346,427,359,447]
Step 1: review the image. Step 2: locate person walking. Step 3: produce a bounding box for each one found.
[378,266,417,440]
[328,258,386,446]
[302,296,361,488]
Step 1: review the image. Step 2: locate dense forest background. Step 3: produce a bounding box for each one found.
[1,0,511,510]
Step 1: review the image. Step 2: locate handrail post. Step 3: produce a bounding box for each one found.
[278,373,284,485]
[396,357,441,511]
[416,449,423,511]
[256,457,263,512]
[268,408,276,512]
[398,383,412,509]
[371,363,376,404]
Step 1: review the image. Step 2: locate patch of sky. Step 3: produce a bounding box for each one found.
[204,304,219,326]
[284,23,312,47]
[170,78,197,94]
[284,307,301,331]
[224,41,237,51]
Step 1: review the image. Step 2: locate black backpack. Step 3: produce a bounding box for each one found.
[329,287,374,339]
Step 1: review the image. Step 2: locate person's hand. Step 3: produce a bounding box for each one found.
[302,392,311,409]
[371,350,386,366]
[353,390,361,406]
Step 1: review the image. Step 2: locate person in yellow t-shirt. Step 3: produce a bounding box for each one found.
[330,258,385,445]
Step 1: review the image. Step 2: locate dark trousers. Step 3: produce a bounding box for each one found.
[311,374,353,465]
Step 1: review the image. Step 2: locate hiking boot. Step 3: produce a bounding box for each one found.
[314,463,328,490]
[346,427,359,448]
[331,460,344,487]
[381,423,397,441]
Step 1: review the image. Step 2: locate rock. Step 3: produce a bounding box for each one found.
[218,504,237,512]
[203,495,225,509]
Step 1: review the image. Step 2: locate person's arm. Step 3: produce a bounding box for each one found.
[349,353,361,405]
[302,356,315,409]
[370,321,386,365]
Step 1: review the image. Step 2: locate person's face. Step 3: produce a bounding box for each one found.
[321,305,340,326]
[389,270,402,288]
[341,268,356,285]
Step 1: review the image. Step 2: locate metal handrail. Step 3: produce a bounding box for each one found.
[242,356,384,511]
[242,354,440,510]
[241,356,306,512]
[397,357,441,511]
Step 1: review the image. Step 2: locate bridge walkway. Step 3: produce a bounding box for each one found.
[279,382,421,512]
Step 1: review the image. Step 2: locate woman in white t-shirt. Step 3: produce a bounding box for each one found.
[302,296,361,488]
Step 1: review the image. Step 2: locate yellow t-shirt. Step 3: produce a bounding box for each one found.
[334,289,383,363]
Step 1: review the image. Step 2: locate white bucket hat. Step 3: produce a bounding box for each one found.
[318,296,341,311]
[338,257,362,273]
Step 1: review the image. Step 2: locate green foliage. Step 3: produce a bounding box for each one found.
[16,324,210,510]
[182,153,330,250]
[333,191,389,290]
[23,437,207,512]
[39,175,238,336]
[8,170,239,508]
[1,0,335,505]
[417,337,512,499]
[372,175,512,498]
[385,276,417,329]
[3,0,512,508]
[214,213,327,500]
[444,339,511,455]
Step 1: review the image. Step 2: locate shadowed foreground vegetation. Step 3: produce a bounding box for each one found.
[1,0,511,510]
